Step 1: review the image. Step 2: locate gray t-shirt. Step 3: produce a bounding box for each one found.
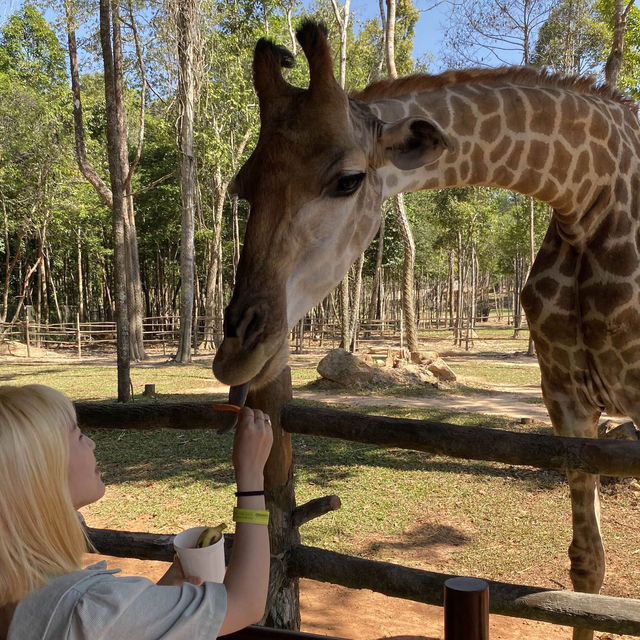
[8,562,227,639]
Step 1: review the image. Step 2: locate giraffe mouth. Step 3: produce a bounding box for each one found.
[212,332,290,389]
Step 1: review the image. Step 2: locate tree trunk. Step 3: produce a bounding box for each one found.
[109,1,144,361]
[77,231,84,323]
[513,255,522,339]
[456,231,464,347]
[45,246,63,325]
[527,197,536,356]
[384,0,418,354]
[348,254,364,351]
[395,194,419,352]
[100,0,130,401]
[173,0,199,363]
[64,0,113,208]
[66,0,145,362]
[384,0,397,79]
[203,129,251,351]
[367,208,385,320]
[604,0,635,87]
[246,369,300,630]
[465,242,477,351]
[448,250,454,328]
[339,275,351,350]
[203,182,225,350]
[331,0,355,352]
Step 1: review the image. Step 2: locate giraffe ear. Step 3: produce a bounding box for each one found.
[379,117,453,170]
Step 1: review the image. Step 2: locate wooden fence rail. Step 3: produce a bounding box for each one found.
[74,385,640,637]
[75,401,640,478]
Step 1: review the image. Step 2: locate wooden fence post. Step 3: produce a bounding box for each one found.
[25,316,30,358]
[76,313,82,358]
[444,577,489,640]
[246,367,299,630]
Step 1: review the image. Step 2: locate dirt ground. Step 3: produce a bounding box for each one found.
[85,553,576,640]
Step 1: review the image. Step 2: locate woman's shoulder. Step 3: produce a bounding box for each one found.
[8,564,132,640]
[10,563,226,640]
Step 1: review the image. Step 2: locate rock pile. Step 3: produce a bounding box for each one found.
[316,348,457,389]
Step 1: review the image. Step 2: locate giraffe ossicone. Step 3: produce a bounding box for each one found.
[213,20,640,639]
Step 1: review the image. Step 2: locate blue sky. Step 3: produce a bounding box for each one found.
[347,0,449,65]
[1,0,450,67]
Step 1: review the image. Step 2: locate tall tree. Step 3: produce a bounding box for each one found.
[532,0,608,74]
[442,0,554,66]
[330,0,358,351]
[169,0,201,363]
[382,0,420,354]
[604,0,636,85]
[195,11,259,349]
[442,0,554,355]
[64,0,146,367]
[98,0,130,400]
[0,5,71,333]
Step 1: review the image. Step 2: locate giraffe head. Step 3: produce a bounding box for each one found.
[213,20,452,389]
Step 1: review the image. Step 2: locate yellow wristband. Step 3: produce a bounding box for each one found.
[233,507,269,524]
[233,507,270,525]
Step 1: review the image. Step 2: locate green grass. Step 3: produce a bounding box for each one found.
[0,360,227,402]
[450,360,541,387]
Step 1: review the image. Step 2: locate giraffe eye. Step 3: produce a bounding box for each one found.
[331,172,366,198]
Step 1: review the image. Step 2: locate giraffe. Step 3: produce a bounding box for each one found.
[212,20,640,638]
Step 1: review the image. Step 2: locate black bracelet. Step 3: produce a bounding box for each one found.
[235,490,265,497]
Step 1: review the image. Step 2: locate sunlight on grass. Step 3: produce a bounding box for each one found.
[452,361,541,387]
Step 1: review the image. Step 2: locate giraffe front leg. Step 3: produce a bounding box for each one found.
[567,469,605,640]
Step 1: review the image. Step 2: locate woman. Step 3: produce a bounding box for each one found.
[0,384,273,639]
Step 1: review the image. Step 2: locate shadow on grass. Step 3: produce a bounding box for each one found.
[89,414,565,496]
[293,437,566,491]
[0,367,68,380]
[364,522,471,557]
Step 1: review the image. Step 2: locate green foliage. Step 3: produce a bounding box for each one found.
[0,0,613,328]
[595,0,640,97]
[0,3,67,92]
[532,0,610,75]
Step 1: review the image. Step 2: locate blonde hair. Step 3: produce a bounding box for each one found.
[0,385,89,605]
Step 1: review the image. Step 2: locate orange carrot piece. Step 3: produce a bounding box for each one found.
[212,403,242,413]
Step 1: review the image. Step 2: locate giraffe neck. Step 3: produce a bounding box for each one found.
[368,80,639,246]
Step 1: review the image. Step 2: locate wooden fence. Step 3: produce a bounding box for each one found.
[76,368,640,637]
[0,315,532,358]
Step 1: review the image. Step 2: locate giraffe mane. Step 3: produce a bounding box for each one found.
[351,66,639,116]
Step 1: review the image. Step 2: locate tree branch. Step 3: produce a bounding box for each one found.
[64,0,113,209]
[292,495,342,528]
[131,171,177,196]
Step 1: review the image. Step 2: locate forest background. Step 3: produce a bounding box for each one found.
[1,0,639,400]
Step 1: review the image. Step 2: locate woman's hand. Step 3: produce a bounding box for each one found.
[232,408,273,491]
[156,557,203,587]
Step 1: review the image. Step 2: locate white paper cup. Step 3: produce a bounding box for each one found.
[173,526,226,583]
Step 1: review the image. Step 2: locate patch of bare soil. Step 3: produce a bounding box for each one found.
[84,553,575,640]
[85,552,639,640]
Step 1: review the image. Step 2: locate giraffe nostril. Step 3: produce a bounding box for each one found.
[226,305,267,349]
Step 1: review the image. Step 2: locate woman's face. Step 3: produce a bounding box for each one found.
[67,422,105,509]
